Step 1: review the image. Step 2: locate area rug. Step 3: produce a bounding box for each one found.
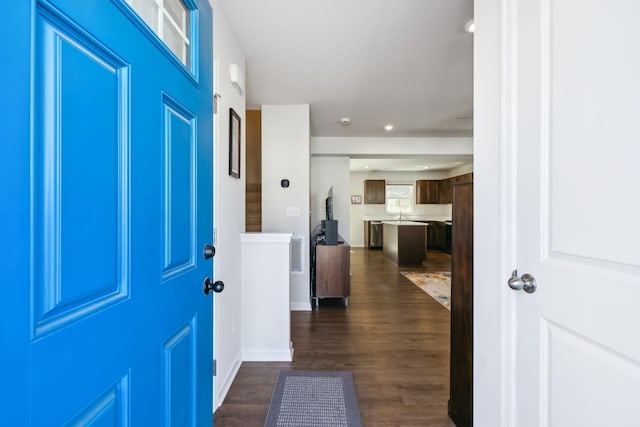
[401,271,451,310]
[264,370,363,427]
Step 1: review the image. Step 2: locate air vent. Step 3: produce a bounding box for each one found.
[290,235,304,274]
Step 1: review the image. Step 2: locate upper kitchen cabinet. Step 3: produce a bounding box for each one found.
[416,180,441,204]
[439,179,453,204]
[440,173,474,204]
[364,180,386,204]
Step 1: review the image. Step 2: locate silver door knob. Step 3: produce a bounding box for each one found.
[508,270,537,293]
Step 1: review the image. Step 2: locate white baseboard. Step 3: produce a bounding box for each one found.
[243,346,294,362]
[214,354,242,410]
[290,301,312,311]
[350,243,365,248]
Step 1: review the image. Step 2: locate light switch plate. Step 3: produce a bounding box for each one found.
[286,207,301,217]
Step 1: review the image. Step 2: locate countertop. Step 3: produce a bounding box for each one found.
[381,220,430,227]
[363,216,452,222]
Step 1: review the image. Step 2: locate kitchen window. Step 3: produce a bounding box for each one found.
[386,184,413,214]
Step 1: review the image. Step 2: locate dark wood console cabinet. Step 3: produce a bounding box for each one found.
[314,243,350,306]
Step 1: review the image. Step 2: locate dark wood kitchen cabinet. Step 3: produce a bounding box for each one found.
[415,180,440,204]
[449,182,473,427]
[440,173,474,204]
[457,172,474,184]
[427,221,446,250]
[364,179,385,204]
[440,178,453,204]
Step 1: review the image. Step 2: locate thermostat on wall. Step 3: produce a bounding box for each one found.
[281,179,290,188]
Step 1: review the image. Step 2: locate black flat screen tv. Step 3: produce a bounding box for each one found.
[325,195,333,221]
[325,186,334,221]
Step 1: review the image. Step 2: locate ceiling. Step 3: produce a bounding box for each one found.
[350,155,473,172]
[216,0,474,170]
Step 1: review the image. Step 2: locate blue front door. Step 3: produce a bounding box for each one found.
[1,0,214,424]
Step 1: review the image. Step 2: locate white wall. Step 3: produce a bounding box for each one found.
[311,137,473,156]
[310,157,351,243]
[447,162,474,178]
[474,0,505,424]
[262,105,311,311]
[349,170,454,247]
[211,0,245,409]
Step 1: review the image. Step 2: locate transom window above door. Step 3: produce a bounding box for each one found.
[125,0,192,67]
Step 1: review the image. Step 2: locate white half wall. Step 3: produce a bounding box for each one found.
[262,105,311,311]
[240,233,293,362]
[310,157,351,243]
[212,0,245,410]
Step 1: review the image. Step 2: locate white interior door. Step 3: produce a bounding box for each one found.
[510,0,640,425]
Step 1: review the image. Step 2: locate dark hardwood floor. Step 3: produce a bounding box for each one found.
[213,248,454,427]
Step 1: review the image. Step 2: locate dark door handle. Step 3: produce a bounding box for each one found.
[203,244,216,259]
[203,277,224,295]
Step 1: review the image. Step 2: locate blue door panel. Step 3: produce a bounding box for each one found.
[2,0,214,424]
[33,12,129,335]
[162,98,196,279]
[162,318,197,426]
[30,308,135,425]
[65,374,130,426]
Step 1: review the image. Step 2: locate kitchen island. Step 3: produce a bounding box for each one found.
[382,221,428,266]
[363,215,451,249]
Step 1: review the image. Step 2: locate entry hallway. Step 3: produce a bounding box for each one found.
[214,248,455,426]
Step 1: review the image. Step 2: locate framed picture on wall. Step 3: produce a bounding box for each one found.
[229,108,241,178]
[351,195,362,204]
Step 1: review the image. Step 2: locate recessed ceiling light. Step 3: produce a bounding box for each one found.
[340,117,351,126]
[384,124,394,131]
[365,166,370,169]
[423,166,430,169]
[465,19,475,33]
[454,161,464,165]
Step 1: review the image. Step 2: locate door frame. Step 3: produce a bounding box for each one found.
[474,0,514,425]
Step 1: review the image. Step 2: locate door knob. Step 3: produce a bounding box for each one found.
[203,277,224,295]
[508,270,537,293]
[203,244,216,259]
